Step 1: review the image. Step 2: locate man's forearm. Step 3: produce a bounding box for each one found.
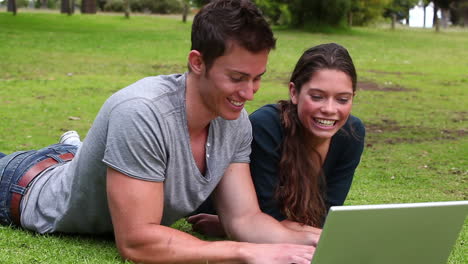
[116,223,315,264]
[222,212,319,246]
[116,224,246,264]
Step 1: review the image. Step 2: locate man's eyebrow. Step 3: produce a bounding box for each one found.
[230,70,266,78]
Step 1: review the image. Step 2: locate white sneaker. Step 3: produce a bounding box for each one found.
[59,130,82,147]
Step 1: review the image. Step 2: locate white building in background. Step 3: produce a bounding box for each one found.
[409,2,442,28]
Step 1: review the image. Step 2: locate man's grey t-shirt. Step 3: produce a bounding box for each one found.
[21,73,252,234]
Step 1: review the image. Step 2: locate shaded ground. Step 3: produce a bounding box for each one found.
[365,117,467,146]
[365,70,424,76]
[357,81,417,92]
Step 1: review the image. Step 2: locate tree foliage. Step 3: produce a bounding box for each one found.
[253,0,290,25]
[249,0,410,28]
[349,0,392,26]
[103,0,183,14]
[450,0,468,26]
[288,0,351,28]
[384,0,420,24]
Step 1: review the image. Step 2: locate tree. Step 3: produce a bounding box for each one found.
[349,0,392,26]
[182,0,190,23]
[61,0,74,15]
[124,0,130,18]
[447,0,468,26]
[453,0,468,27]
[81,0,97,13]
[384,0,419,29]
[288,0,351,28]
[433,0,456,31]
[192,0,210,7]
[7,0,17,15]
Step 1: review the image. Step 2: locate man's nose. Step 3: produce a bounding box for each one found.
[238,81,257,101]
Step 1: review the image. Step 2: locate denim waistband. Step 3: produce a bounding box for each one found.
[0,144,77,226]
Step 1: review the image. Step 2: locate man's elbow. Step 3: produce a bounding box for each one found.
[116,240,144,263]
[115,235,157,264]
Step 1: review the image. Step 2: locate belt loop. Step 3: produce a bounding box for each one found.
[10,185,27,195]
[67,147,77,156]
[47,154,64,163]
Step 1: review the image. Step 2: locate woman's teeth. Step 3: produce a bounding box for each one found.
[315,118,336,126]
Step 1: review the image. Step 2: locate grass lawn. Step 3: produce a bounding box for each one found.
[0,10,467,263]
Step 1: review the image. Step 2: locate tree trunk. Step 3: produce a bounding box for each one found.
[464,7,468,27]
[7,0,17,15]
[182,3,189,23]
[348,11,353,27]
[61,0,74,15]
[391,13,396,30]
[124,0,130,19]
[41,0,47,8]
[406,9,410,26]
[462,0,468,27]
[440,8,450,28]
[81,0,97,14]
[423,5,427,28]
[434,4,440,32]
[61,0,67,13]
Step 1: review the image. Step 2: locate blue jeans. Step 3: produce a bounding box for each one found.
[0,144,77,226]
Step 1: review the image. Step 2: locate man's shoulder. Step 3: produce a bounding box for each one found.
[131,74,185,93]
[106,73,187,115]
[120,73,185,101]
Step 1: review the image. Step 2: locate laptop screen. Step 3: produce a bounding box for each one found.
[311,201,468,264]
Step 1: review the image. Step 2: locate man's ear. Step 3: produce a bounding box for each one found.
[289,82,298,104]
[188,50,204,75]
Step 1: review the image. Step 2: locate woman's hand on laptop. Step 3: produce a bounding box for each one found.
[281,220,322,235]
[240,242,315,264]
[280,219,322,246]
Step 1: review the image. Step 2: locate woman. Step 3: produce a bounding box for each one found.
[188,43,365,235]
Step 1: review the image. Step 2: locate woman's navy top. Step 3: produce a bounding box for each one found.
[250,104,366,221]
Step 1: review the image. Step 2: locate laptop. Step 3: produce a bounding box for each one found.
[311,201,468,264]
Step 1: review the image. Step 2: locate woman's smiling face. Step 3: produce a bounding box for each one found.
[290,69,354,142]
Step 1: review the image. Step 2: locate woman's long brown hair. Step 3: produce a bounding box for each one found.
[276,43,357,227]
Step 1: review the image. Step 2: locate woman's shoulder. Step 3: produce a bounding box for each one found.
[331,115,365,148]
[249,104,283,144]
[342,115,365,137]
[250,104,280,120]
[249,104,281,128]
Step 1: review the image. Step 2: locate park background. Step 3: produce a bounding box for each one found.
[0,0,467,263]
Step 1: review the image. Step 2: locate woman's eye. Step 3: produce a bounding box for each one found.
[337,98,350,104]
[311,95,322,100]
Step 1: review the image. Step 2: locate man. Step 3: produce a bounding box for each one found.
[0,1,317,263]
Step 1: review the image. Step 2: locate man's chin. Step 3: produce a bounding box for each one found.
[220,111,242,121]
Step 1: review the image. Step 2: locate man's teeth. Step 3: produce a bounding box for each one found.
[315,118,335,126]
[229,99,243,106]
